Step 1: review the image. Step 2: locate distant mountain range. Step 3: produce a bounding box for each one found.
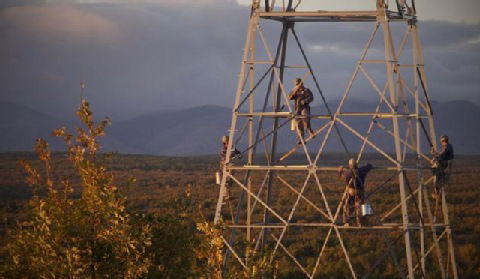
[1,100,479,155]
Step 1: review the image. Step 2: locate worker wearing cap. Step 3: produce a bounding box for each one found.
[288,78,314,143]
[338,159,373,226]
[431,135,454,198]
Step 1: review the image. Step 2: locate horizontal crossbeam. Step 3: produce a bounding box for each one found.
[236,112,428,118]
[257,11,413,23]
[227,165,431,171]
[227,223,448,230]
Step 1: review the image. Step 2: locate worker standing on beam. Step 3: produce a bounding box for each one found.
[430,135,454,199]
[288,78,314,143]
[338,159,373,226]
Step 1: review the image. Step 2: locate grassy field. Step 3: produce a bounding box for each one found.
[0,152,479,278]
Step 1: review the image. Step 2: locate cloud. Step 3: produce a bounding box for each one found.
[0,5,123,45]
[0,0,478,121]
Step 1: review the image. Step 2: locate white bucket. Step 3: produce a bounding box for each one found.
[361,203,373,216]
[215,172,221,185]
[290,119,296,131]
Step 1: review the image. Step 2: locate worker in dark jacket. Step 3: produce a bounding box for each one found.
[431,135,454,198]
[288,78,314,143]
[338,159,373,226]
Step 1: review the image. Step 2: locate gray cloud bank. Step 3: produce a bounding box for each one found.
[0,0,479,121]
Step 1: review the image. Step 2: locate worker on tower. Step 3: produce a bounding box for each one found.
[288,78,314,143]
[220,136,241,170]
[219,136,241,200]
[338,159,373,226]
[430,135,454,199]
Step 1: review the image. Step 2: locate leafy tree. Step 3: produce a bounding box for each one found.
[195,220,224,279]
[145,192,211,278]
[1,100,151,278]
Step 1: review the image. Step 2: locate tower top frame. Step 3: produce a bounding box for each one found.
[252,0,417,23]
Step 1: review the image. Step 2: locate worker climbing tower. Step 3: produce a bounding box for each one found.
[214,1,458,278]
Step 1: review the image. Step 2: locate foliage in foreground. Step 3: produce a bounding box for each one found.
[0,100,276,279]
[1,100,151,278]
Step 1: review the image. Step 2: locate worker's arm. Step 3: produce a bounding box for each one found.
[288,86,300,100]
[437,150,446,160]
[437,144,454,161]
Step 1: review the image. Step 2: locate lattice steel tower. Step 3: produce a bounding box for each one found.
[214,1,458,278]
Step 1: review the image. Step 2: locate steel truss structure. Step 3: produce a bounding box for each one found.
[214,1,458,278]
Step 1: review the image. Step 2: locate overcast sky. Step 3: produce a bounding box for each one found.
[0,0,479,120]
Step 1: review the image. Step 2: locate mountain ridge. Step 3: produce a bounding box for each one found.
[1,100,478,155]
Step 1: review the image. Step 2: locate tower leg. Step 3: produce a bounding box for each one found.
[411,23,458,278]
[214,14,258,225]
[411,23,427,277]
[262,20,292,246]
[379,16,415,279]
[246,9,256,246]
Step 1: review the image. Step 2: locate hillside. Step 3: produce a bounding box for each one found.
[1,100,479,155]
